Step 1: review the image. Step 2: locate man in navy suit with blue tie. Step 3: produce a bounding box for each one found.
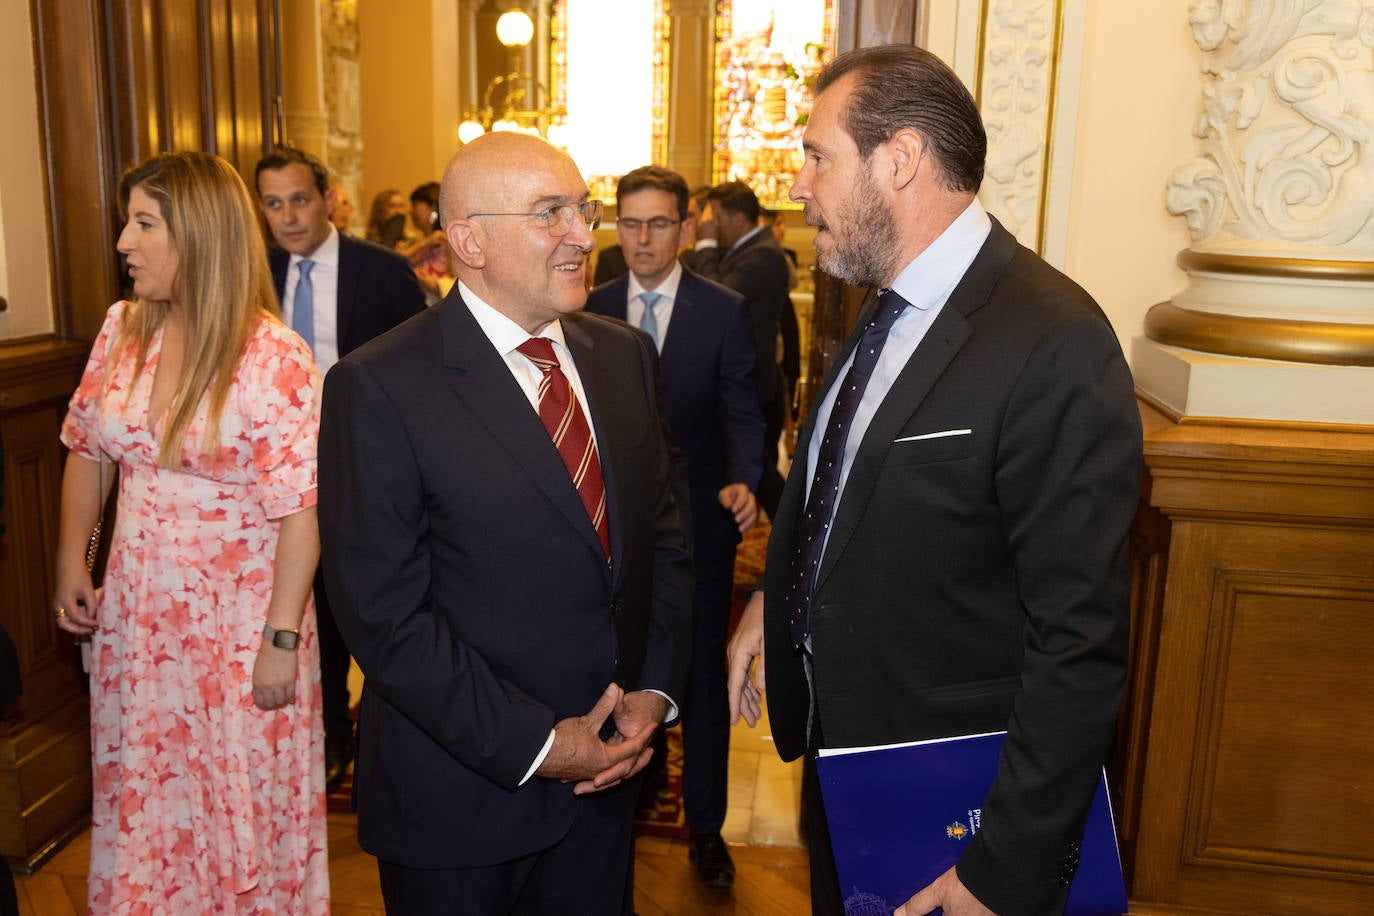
[587,165,766,889]
[255,146,425,793]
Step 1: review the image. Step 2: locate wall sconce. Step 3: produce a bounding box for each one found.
[458,9,568,146]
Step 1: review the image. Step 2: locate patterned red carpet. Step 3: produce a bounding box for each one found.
[326,521,773,827]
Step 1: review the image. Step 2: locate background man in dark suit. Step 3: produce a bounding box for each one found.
[586,165,765,889]
[692,181,792,517]
[318,132,692,914]
[728,45,1142,916]
[255,146,425,793]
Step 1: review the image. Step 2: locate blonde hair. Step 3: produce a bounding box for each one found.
[114,151,280,467]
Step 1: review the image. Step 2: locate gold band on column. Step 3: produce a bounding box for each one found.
[1144,302,1374,366]
[1177,250,1374,281]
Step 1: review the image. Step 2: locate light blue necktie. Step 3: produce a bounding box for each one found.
[638,291,663,351]
[293,259,316,352]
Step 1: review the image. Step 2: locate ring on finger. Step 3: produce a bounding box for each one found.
[56,606,68,619]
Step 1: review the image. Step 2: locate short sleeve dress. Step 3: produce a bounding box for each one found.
[61,301,330,915]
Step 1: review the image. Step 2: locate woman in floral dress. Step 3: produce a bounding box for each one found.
[53,151,329,914]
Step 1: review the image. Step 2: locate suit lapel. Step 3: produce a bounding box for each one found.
[563,316,626,574]
[810,219,1020,595]
[336,236,361,353]
[269,249,288,302]
[657,276,692,385]
[439,295,608,565]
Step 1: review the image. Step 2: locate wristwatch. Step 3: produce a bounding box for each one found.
[262,623,301,650]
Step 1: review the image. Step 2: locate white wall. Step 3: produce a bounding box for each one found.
[925,0,1199,363]
[0,0,55,340]
[1062,2,1197,362]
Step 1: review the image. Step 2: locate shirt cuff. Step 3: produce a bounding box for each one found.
[645,688,678,723]
[694,239,719,250]
[519,730,557,786]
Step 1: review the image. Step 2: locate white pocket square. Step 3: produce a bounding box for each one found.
[893,428,972,443]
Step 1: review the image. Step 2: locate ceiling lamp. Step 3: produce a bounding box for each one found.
[458,9,567,146]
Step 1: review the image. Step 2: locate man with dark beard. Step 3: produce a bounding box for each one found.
[726,44,1142,916]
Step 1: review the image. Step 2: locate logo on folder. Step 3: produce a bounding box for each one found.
[946,809,981,841]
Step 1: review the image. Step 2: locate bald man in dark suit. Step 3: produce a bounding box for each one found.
[319,133,692,915]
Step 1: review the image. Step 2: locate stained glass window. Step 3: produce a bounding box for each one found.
[713,0,835,210]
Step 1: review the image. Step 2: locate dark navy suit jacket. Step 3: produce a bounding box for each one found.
[268,233,425,360]
[318,292,693,868]
[586,268,765,550]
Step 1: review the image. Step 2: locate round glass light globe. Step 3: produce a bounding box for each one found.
[457,119,486,144]
[496,10,534,48]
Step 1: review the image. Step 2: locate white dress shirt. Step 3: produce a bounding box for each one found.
[626,261,684,349]
[804,199,993,526]
[457,280,677,781]
[282,225,342,375]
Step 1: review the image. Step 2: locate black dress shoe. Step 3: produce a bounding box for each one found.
[325,730,354,794]
[689,831,735,888]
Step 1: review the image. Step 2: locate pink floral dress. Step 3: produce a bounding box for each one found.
[61,302,330,915]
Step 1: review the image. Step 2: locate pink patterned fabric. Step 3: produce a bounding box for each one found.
[61,301,330,915]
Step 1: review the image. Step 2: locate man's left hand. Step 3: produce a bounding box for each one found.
[575,689,667,793]
[897,866,996,915]
[718,483,758,533]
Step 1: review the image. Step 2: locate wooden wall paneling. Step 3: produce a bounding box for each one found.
[161,0,210,152]
[206,0,237,159]
[0,341,93,871]
[1126,410,1374,915]
[31,0,121,342]
[235,0,278,171]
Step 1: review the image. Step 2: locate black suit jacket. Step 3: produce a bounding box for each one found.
[269,233,425,358]
[585,269,764,547]
[318,290,693,868]
[691,230,791,406]
[763,218,1142,914]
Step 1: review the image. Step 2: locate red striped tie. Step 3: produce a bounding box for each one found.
[516,337,610,558]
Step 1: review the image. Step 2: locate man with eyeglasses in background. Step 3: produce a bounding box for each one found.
[587,165,766,889]
[317,131,693,915]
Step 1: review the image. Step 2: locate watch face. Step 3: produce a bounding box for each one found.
[268,627,300,649]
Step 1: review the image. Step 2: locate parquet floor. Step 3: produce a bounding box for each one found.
[14,706,810,915]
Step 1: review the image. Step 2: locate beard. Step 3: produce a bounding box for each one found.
[813,168,900,288]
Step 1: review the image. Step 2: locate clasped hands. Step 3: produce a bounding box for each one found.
[536,684,666,795]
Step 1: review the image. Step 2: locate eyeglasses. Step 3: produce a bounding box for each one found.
[465,200,604,237]
[618,217,681,235]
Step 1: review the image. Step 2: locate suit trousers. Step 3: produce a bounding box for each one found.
[376,780,639,915]
[681,525,736,833]
[313,568,353,740]
[802,711,845,916]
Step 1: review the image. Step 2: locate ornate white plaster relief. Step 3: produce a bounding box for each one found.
[1167,0,1374,259]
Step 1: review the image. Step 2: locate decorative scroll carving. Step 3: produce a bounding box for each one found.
[1167,0,1374,257]
[978,0,1058,251]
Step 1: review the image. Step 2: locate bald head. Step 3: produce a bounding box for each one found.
[439,132,598,334]
[440,132,572,228]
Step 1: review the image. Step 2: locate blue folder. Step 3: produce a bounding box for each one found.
[816,730,1128,915]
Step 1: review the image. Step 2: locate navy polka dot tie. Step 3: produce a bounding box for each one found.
[785,288,910,651]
